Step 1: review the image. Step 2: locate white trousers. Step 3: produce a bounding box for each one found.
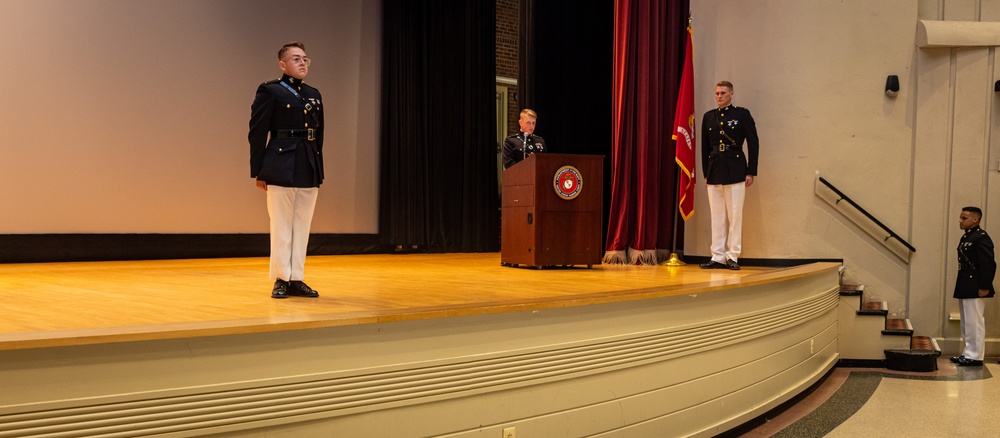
[706,182,746,263]
[959,298,986,361]
[266,186,319,282]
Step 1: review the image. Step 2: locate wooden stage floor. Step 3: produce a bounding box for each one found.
[0,253,809,352]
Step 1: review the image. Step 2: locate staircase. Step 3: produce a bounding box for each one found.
[837,284,941,371]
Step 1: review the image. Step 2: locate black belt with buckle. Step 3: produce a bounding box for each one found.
[275,129,317,141]
[717,143,734,152]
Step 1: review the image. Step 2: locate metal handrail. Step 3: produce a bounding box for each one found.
[818,177,916,253]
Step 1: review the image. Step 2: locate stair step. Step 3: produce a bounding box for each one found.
[858,300,888,316]
[885,318,906,329]
[882,318,914,336]
[839,284,864,296]
[861,301,883,311]
[884,349,939,371]
[911,336,937,351]
[884,336,941,372]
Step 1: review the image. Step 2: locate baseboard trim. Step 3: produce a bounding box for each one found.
[836,358,885,368]
[681,255,844,268]
[0,233,387,263]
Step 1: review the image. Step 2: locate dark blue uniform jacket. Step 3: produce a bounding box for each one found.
[955,226,997,299]
[249,74,324,188]
[701,104,758,185]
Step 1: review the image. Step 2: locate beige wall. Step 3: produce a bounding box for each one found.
[913,0,1000,351]
[0,0,381,234]
[688,0,1000,353]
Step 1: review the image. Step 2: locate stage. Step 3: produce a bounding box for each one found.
[0,253,842,437]
[1,253,791,351]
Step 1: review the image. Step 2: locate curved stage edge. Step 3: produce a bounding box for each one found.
[0,256,840,437]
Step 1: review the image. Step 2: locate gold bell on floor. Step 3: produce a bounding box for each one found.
[661,252,686,266]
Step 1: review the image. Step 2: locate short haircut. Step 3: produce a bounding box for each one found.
[278,41,306,60]
[962,206,983,218]
[520,109,537,119]
[716,80,734,91]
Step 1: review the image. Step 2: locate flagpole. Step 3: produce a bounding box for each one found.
[662,188,686,266]
[662,15,693,267]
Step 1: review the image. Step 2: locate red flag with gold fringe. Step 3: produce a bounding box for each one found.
[672,26,695,221]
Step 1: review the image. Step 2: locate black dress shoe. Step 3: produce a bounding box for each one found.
[726,259,741,270]
[699,261,726,269]
[288,280,320,298]
[950,356,964,364]
[956,357,983,367]
[271,279,290,299]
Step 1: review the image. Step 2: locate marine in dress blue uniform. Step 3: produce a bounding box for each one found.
[502,133,546,169]
[699,81,759,270]
[248,41,325,299]
[249,75,324,188]
[502,109,546,169]
[949,207,996,366]
[701,104,758,186]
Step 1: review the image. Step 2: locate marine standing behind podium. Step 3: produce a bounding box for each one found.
[503,109,547,169]
[949,207,996,367]
[699,81,759,271]
[248,41,325,299]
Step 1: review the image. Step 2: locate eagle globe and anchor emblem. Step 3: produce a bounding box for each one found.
[553,165,583,200]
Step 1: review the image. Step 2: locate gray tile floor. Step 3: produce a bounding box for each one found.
[739,358,997,437]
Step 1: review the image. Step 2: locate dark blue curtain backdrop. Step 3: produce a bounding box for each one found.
[525,0,615,247]
[379,0,499,252]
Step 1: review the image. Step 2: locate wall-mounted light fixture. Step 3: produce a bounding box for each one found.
[885,75,900,97]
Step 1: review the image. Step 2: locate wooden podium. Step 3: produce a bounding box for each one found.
[501,153,603,268]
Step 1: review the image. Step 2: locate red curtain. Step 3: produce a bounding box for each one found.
[604,0,690,265]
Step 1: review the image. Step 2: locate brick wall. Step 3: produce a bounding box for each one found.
[496,0,519,137]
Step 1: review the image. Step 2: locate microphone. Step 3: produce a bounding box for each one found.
[522,133,529,161]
